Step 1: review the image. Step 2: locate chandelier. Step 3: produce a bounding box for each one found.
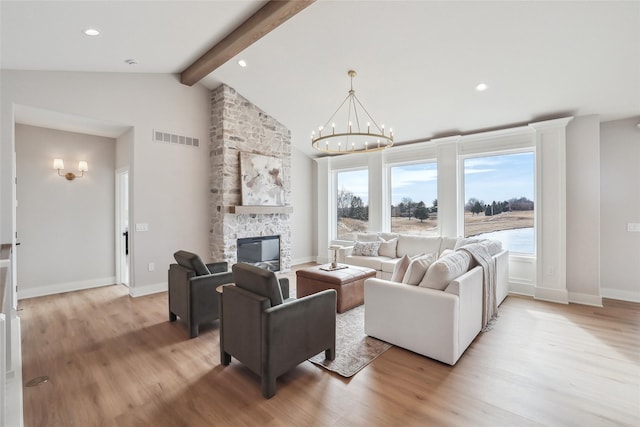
[311,70,393,154]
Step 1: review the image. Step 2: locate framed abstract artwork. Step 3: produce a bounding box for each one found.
[239,152,285,206]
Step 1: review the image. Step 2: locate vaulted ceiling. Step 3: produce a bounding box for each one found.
[2,1,639,157]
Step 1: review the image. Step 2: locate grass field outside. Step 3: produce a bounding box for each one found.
[337,210,534,240]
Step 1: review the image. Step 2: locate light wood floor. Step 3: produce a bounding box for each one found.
[20,267,640,426]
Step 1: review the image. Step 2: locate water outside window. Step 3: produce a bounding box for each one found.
[463,152,535,254]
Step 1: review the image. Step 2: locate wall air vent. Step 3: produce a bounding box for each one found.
[153,130,200,148]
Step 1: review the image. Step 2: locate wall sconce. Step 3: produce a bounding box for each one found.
[53,158,88,181]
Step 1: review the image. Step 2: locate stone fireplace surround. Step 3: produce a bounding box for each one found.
[209,84,292,272]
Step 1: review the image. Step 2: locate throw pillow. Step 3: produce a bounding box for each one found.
[352,241,381,257]
[378,237,398,258]
[402,253,436,286]
[390,254,411,282]
[439,249,454,259]
[419,250,472,290]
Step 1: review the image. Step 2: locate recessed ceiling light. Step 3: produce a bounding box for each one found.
[475,82,488,92]
[83,28,100,36]
[238,59,247,68]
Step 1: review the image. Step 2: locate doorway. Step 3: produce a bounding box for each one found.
[115,168,130,287]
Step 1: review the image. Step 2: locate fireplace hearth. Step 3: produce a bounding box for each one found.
[237,235,280,272]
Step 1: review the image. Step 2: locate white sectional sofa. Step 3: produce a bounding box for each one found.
[338,233,509,365]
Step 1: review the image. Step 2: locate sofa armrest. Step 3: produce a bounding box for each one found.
[444,266,483,353]
[494,249,509,305]
[191,271,233,288]
[337,246,354,263]
[207,261,229,274]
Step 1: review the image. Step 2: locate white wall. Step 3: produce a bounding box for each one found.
[565,115,601,305]
[1,71,211,296]
[600,117,640,301]
[15,124,116,297]
[290,146,315,265]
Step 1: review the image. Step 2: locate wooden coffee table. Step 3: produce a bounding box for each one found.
[296,265,376,313]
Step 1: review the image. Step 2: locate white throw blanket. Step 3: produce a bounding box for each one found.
[457,242,498,329]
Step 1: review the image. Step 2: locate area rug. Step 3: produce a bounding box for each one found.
[308,305,392,377]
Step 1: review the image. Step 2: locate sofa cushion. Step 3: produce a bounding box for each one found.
[419,250,472,290]
[353,241,381,256]
[378,237,398,258]
[379,232,399,242]
[381,258,401,274]
[396,235,442,258]
[345,255,388,271]
[356,233,379,242]
[402,253,436,286]
[389,254,410,282]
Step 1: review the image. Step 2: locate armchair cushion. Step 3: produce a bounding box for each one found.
[232,263,284,306]
[174,250,210,276]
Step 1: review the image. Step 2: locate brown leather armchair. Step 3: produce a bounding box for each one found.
[168,250,233,338]
[220,263,336,398]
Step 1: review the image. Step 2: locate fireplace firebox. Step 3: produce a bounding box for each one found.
[237,235,280,272]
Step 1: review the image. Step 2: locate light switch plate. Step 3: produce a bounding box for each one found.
[135,223,149,232]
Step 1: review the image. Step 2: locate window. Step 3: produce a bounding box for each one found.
[463,152,535,254]
[336,169,369,240]
[390,162,438,235]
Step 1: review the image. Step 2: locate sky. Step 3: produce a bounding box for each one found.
[337,152,534,207]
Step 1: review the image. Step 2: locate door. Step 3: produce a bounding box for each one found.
[115,168,130,286]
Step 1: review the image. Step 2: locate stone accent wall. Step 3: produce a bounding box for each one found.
[209,84,292,272]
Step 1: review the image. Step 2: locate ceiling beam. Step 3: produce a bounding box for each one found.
[180,0,316,86]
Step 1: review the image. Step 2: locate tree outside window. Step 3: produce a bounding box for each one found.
[390,162,438,235]
[336,169,368,240]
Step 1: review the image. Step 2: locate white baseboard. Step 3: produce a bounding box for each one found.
[129,282,167,297]
[18,276,117,300]
[568,291,603,307]
[508,281,534,297]
[316,256,330,265]
[534,286,569,304]
[601,287,640,303]
[291,256,316,266]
